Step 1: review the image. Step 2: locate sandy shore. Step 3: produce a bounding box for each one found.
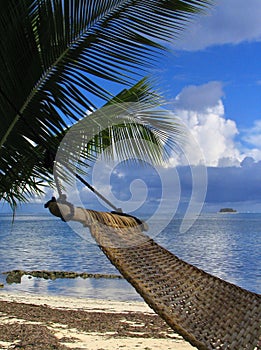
[0,292,196,350]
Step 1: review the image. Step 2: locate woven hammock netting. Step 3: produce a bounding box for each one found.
[46,201,261,350]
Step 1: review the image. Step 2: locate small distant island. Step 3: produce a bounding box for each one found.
[219,208,237,213]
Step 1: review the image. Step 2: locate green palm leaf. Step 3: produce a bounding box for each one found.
[0,0,212,208]
[55,78,184,183]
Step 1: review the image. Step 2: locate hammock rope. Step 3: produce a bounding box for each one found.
[45,200,261,350]
[53,161,123,213]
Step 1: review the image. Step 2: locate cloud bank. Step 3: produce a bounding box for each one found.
[89,160,261,214]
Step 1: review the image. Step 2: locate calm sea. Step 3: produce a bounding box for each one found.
[0,212,260,301]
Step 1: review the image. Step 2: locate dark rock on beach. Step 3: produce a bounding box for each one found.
[3,269,123,284]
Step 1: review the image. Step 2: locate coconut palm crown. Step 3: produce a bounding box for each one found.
[0,0,212,208]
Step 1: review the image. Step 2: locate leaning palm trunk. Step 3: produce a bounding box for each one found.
[46,200,261,350]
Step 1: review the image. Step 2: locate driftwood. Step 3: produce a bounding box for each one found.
[46,200,261,350]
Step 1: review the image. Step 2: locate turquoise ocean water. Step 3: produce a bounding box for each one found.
[0,212,260,300]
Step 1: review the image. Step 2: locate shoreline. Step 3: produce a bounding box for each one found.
[0,291,196,349]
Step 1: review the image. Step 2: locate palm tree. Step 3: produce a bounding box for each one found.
[0,0,212,209]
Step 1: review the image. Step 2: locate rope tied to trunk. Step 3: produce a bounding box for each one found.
[44,198,149,232]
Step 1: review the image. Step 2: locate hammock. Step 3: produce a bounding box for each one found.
[45,200,261,350]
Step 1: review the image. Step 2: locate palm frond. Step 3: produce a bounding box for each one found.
[0,0,213,207]
[54,77,184,190]
[1,78,183,208]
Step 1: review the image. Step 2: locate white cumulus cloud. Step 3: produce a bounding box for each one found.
[173,82,242,166]
[174,0,261,51]
[174,81,224,112]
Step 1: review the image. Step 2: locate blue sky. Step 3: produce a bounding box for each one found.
[145,0,261,213]
[2,0,261,215]
[155,0,261,167]
[89,0,261,214]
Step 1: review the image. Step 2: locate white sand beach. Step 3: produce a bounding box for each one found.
[0,292,196,349]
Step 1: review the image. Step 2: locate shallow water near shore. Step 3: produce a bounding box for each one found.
[0,212,260,299]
